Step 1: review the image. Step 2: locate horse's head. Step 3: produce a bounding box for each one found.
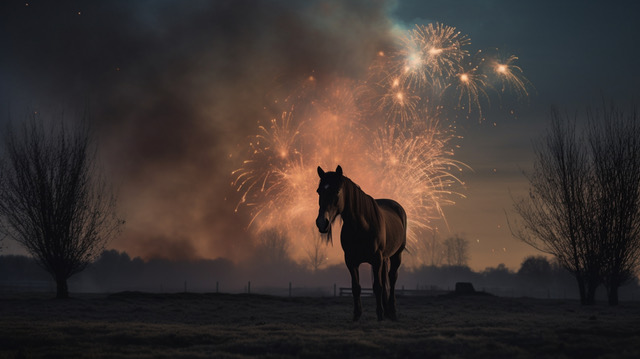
[315,165,344,234]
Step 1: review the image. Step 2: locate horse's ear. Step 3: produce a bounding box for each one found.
[317,166,325,178]
[336,165,343,176]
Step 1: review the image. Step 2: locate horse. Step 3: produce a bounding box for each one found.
[315,165,407,321]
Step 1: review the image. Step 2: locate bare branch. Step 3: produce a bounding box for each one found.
[0,114,124,298]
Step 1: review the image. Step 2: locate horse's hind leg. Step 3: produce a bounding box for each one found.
[379,258,390,315]
[387,250,402,321]
[346,261,362,321]
[371,252,385,321]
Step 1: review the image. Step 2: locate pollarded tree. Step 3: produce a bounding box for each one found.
[0,115,124,298]
[512,102,640,306]
[587,102,640,305]
[511,109,600,305]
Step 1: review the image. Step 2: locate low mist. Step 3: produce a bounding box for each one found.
[3,251,639,302]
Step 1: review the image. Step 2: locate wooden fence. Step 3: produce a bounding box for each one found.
[338,287,447,297]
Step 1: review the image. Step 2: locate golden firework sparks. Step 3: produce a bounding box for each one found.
[233,23,528,267]
[491,54,531,100]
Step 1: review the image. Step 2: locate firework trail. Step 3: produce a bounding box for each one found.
[233,23,529,267]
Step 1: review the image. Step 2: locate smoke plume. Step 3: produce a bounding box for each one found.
[1,0,395,262]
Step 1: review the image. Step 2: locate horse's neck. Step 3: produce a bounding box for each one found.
[341,179,376,224]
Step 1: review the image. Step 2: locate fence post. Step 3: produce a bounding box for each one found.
[184,280,187,293]
[248,281,251,294]
[216,281,219,293]
[334,283,336,297]
[289,282,292,297]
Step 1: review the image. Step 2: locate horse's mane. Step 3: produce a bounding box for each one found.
[342,176,380,225]
[324,176,380,244]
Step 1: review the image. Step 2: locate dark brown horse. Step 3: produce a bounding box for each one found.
[315,165,407,321]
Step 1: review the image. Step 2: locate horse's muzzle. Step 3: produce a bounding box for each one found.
[316,216,330,233]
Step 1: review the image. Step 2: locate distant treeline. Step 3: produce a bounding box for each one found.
[1,250,639,301]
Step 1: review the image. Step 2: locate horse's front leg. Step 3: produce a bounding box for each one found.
[371,252,385,321]
[346,260,362,321]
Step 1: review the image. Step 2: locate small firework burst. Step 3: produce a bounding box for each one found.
[490,54,531,100]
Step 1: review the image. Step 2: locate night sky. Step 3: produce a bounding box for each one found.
[1,0,639,271]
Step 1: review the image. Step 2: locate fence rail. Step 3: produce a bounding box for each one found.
[338,287,447,297]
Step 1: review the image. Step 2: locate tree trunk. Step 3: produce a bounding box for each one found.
[585,279,598,305]
[607,284,619,306]
[56,277,69,299]
[576,276,587,305]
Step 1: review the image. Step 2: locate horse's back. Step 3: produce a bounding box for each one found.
[375,199,407,255]
[375,199,407,228]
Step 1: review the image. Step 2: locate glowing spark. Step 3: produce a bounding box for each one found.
[428,47,443,56]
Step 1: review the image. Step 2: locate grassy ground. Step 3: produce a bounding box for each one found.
[0,291,639,358]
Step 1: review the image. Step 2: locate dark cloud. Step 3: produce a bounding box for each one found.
[1,0,395,261]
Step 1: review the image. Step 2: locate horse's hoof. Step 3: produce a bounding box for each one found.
[353,312,362,322]
[385,310,398,321]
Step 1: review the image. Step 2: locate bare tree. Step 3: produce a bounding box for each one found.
[510,109,600,305]
[512,103,640,305]
[305,230,328,272]
[256,229,290,264]
[442,234,469,266]
[415,228,443,267]
[0,116,123,298]
[587,102,640,305]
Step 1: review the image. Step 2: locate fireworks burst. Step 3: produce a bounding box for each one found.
[412,22,470,90]
[233,23,529,267]
[451,65,489,118]
[488,53,531,101]
[232,110,302,215]
[367,125,468,240]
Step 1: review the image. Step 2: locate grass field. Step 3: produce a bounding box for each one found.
[1,291,639,358]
